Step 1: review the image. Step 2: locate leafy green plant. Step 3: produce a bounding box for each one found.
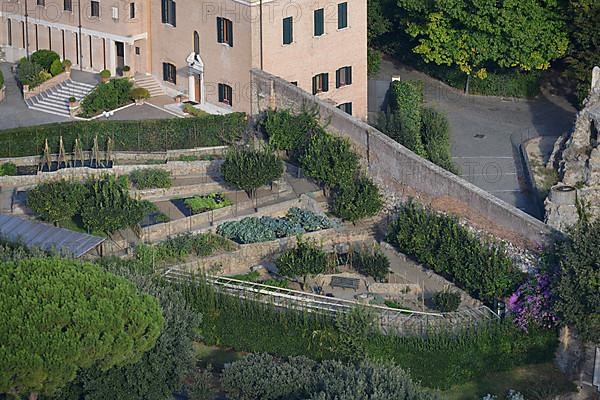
[80,78,133,117]
[129,168,172,189]
[0,162,17,176]
[130,87,150,100]
[0,257,163,399]
[99,69,111,79]
[368,47,382,76]
[300,133,360,190]
[387,80,426,156]
[420,107,459,174]
[286,207,332,231]
[386,200,522,304]
[217,217,277,244]
[184,193,232,214]
[17,58,45,88]
[30,49,60,71]
[122,65,131,72]
[221,147,283,197]
[183,103,209,117]
[0,69,4,88]
[276,238,328,285]
[27,180,88,224]
[350,244,390,282]
[262,109,320,155]
[62,59,72,70]
[433,290,461,312]
[0,113,246,157]
[49,59,63,76]
[331,175,383,222]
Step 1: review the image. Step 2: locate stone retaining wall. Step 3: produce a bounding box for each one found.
[250,68,554,247]
[23,71,70,100]
[0,159,222,187]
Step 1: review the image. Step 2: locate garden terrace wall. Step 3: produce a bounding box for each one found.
[0,160,222,187]
[23,71,70,99]
[177,225,373,276]
[250,69,554,247]
[140,191,318,242]
[0,113,246,157]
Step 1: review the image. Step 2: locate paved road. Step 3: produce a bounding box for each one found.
[0,63,67,130]
[369,58,577,217]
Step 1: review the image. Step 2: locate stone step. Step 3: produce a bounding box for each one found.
[26,78,96,118]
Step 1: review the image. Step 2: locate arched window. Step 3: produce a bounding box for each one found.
[193,31,199,54]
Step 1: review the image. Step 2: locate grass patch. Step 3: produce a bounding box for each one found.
[442,362,575,400]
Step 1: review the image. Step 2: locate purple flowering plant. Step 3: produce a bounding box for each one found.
[506,273,558,332]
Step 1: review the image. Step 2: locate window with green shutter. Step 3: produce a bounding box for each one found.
[217,17,233,46]
[336,66,352,88]
[218,83,233,106]
[283,17,293,45]
[338,2,347,29]
[337,102,352,115]
[314,8,324,36]
[312,73,329,94]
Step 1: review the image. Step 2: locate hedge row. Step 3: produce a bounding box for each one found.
[0,113,247,157]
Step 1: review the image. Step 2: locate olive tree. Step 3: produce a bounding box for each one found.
[221,146,284,198]
[0,258,164,399]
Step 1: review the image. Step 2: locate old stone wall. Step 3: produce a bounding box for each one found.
[250,69,553,247]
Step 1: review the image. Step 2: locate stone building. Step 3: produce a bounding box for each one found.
[0,0,367,117]
[545,66,600,230]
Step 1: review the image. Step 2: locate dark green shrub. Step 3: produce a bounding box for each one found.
[0,113,246,157]
[99,69,111,79]
[262,109,320,154]
[276,238,328,283]
[387,80,425,156]
[350,244,390,282]
[184,193,232,214]
[551,219,600,342]
[432,291,461,312]
[331,175,382,222]
[81,175,153,233]
[17,58,45,88]
[27,180,88,224]
[80,78,133,117]
[368,47,382,77]
[420,107,459,174]
[0,70,4,88]
[386,200,522,304]
[30,50,60,71]
[130,87,150,100]
[221,147,283,197]
[300,133,360,189]
[0,162,17,176]
[49,59,63,76]
[129,168,172,189]
[62,59,72,70]
[184,368,215,400]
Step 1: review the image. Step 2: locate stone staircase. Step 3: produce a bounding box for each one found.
[133,74,166,97]
[25,80,96,118]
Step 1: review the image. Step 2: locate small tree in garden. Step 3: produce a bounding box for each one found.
[27,180,87,224]
[0,258,163,400]
[331,176,382,222]
[432,290,461,312]
[276,238,328,287]
[221,146,283,197]
[350,244,390,282]
[300,133,359,192]
[262,109,320,155]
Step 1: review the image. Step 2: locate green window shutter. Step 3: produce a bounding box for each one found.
[170,0,176,26]
[322,73,329,92]
[314,9,324,36]
[312,76,317,94]
[218,84,224,102]
[227,19,233,46]
[347,66,352,85]
[162,63,168,81]
[283,17,292,45]
[161,0,167,22]
[217,17,223,43]
[338,2,347,29]
[336,68,341,88]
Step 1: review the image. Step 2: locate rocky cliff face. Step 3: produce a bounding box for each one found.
[545,67,600,231]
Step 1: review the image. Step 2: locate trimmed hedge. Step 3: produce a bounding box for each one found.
[0,70,4,88]
[0,113,246,157]
[388,80,426,157]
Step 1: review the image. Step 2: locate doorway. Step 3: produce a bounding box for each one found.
[195,75,201,103]
[115,41,124,76]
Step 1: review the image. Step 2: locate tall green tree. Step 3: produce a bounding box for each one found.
[27,180,87,224]
[398,0,568,90]
[0,258,163,399]
[564,0,600,104]
[221,146,284,198]
[552,220,600,342]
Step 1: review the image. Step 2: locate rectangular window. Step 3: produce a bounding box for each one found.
[161,0,176,26]
[218,83,233,106]
[217,17,233,47]
[337,102,352,115]
[129,2,135,18]
[35,25,38,50]
[37,0,45,6]
[135,46,140,55]
[290,81,298,86]
[336,66,352,88]
[337,2,347,29]
[21,22,25,48]
[64,0,72,11]
[283,16,293,45]
[312,73,329,94]
[162,62,176,84]
[91,1,100,17]
[314,8,324,36]
[7,19,11,46]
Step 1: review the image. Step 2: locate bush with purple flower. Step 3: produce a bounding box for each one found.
[507,273,558,332]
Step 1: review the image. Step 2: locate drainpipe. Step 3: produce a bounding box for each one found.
[259,0,263,70]
[24,0,30,58]
[77,0,83,70]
